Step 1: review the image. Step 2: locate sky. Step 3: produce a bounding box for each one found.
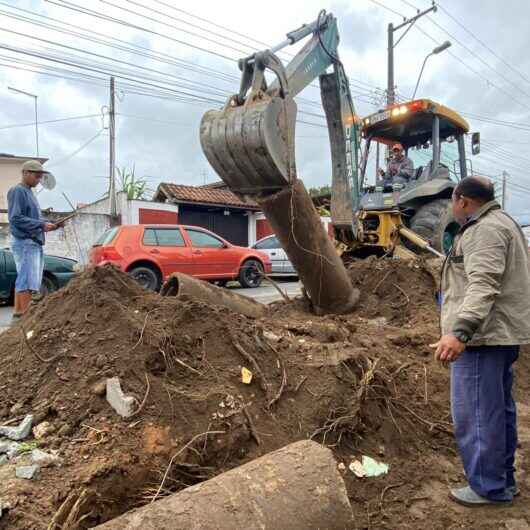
[0,0,529,223]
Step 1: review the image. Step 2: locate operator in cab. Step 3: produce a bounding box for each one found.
[379,143,414,188]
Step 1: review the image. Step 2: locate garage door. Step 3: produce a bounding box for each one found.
[178,206,249,246]
[139,208,178,225]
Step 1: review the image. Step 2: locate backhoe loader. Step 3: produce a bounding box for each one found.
[199,11,476,312]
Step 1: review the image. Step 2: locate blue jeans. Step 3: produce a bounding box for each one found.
[451,345,519,501]
[10,237,44,292]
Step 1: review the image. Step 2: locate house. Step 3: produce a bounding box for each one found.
[0,153,48,224]
[153,182,261,247]
[153,182,333,247]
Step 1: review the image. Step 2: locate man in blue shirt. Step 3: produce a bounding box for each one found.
[7,160,58,318]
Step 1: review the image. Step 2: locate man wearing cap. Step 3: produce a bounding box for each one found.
[7,160,58,318]
[379,143,414,187]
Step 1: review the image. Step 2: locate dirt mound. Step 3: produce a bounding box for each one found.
[0,262,529,530]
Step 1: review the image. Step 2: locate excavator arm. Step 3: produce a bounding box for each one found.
[199,12,362,315]
[200,11,361,233]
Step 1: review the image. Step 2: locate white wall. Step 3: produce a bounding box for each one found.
[44,212,111,265]
[80,193,179,225]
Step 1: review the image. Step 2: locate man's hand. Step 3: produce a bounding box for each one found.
[43,222,57,232]
[430,334,466,363]
[378,168,385,177]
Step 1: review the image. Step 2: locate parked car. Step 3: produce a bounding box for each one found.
[89,225,272,290]
[0,248,77,304]
[252,235,297,276]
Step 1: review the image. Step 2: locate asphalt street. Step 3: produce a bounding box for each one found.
[0,280,301,334]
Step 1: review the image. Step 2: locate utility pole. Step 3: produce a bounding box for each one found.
[501,171,508,209]
[387,2,438,106]
[109,76,117,218]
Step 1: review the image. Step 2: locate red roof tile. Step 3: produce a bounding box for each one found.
[155,183,259,210]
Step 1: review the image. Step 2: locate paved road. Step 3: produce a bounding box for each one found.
[0,280,301,334]
[230,280,301,305]
[0,305,12,334]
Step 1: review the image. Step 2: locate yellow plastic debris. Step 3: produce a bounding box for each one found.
[241,367,253,384]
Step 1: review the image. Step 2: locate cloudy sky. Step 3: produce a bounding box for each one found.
[1,0,529,221]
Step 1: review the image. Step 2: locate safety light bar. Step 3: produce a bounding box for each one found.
[362,100,427,128]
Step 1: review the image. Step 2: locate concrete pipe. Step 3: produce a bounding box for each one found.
[160,272,266,319]
[94,440,354,530]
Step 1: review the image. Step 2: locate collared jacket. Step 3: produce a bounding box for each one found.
[387,155,414,180]
[441,200,530,346]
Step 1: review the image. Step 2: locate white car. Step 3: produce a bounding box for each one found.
[252,235,297,276]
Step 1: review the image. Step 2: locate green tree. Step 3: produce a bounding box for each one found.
[308,185,332,197]
[117,165,148,200]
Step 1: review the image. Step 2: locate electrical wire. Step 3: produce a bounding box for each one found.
[46,129,105,168]
[437,4,530,87]
[367,0,530,113]
[0,114,102,131]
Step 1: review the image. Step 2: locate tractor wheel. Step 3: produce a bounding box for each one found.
[407,198,460,255]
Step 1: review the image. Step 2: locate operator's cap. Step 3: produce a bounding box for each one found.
[392,143,404,151]
[21,159,50,174]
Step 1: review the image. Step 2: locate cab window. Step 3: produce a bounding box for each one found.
[187,229,224,248]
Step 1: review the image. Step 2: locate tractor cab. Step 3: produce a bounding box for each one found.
[359,99,474,212]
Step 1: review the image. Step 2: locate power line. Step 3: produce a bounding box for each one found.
[0,113,102,130]
[437,4,530,88]
[369,0,530,113]
[46,129,105,168]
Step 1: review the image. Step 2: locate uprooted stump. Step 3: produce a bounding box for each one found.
[258,179,359,315]
[94,440,354,530]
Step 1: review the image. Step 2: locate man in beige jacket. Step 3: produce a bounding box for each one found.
[433,176,530,506]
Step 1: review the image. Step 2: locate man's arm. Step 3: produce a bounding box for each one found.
[7,187,46,232]
[453,223,509,338]
[398,158,414,179]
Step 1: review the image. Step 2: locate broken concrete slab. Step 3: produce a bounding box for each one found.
[15,464,39,480]
[106,378,136,418]
[0,415,33,441]
[31,449,62,467]
[0,440,21,460]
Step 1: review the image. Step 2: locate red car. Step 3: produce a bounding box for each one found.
[89,224,272,290]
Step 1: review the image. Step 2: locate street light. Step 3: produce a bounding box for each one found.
[412,41,451,99]
[8,86,39,156]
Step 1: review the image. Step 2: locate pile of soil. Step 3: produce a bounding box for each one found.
[0,261,529,530]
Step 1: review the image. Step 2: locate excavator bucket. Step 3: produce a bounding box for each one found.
[200,95,297,196]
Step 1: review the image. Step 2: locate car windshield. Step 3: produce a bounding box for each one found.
[93,227,119,247]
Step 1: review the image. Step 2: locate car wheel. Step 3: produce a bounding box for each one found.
[129,266,161,291]
[238,259,264,288]
[40,275,58,296]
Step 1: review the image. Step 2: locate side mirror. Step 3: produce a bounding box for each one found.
[471,132,480,155]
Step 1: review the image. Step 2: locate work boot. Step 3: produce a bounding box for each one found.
[449,486,512,507]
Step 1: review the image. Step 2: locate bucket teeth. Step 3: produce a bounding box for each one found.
[200,96,297,196]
